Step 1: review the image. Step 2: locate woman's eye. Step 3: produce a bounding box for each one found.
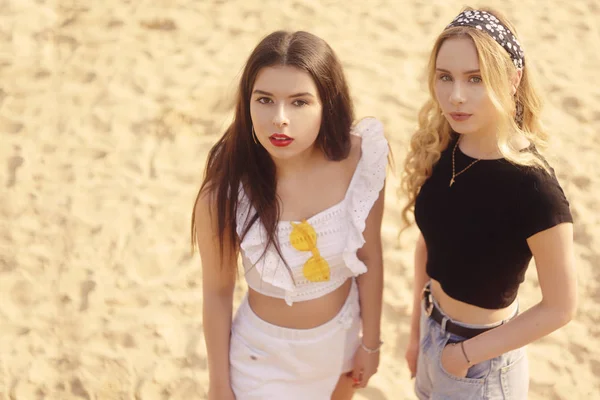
[439,74,452,82]
[470,76,483,83]
[257,97,272,104]
[293,100,308,107]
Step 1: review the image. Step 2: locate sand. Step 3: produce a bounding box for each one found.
[1,0,599,398]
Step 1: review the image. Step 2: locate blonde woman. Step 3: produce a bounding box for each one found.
[401,7,576,400]
[192,31,388,400]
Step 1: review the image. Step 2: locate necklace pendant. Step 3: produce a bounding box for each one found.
[449,177,455,187]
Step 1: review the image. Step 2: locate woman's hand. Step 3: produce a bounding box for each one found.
[405,332,420,378]
[351,344,381,389]
[440,342,469,378]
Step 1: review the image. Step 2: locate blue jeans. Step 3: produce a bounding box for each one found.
[415,298,529,399]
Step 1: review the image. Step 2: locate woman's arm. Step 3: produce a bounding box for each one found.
[357,185,386,349]
[406,232,429,377]
[194,191,238,395]
[443,222,577,375]
[410,233,429,339]
[352,184,385,387]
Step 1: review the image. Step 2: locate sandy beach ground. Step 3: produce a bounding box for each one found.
[1,0,599,398]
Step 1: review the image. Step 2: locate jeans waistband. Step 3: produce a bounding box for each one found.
[423,281,518,336]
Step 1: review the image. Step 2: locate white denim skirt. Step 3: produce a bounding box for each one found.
[229,278,361,400]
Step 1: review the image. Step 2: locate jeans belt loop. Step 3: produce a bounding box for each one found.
[441,316,448,335]
[423,286,434,317]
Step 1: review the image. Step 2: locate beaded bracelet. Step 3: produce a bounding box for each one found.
[360,340,384,354]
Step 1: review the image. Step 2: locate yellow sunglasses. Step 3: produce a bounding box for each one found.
[289,220,331,282]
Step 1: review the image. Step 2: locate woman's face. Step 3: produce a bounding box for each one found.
[434,37,498,138]
[250,65,323,161]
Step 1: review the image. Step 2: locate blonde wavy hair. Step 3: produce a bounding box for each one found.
[400,6,549,230]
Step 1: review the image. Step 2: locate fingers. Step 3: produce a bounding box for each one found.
[352,369,378,389]
[409,360,417,379]
[352,369,364,389]
[405,353,418,379]
[351,368,362,388]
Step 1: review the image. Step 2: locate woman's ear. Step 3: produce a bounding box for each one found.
[512,68,523,95]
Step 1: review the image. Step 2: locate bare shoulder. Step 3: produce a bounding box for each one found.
[349,132,362,161]
[347,116,384,166]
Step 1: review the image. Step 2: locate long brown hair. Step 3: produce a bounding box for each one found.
[191,31,355,272]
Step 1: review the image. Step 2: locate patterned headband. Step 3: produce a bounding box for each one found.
[446,10,525,69]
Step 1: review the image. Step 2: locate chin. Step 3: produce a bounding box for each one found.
[448,123,479,136]
[265,146,302,160]
[265,147,293,158]
[267,143,317,161]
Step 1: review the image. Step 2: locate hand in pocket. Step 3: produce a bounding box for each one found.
[440,342,470,378]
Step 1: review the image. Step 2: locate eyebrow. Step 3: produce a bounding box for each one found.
[436,68,481,74]
[252,90,315,98]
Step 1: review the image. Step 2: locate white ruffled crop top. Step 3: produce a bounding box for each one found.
[235,117,388,306]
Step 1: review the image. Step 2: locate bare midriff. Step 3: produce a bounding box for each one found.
[430,279,518,325]
[247,278,353,329]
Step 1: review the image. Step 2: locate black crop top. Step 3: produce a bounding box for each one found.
[415,138,573,309]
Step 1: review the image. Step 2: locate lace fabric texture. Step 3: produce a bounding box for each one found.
[236,117,389,305]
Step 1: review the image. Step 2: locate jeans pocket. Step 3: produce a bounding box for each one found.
[500,347,529,399]
[436,337,490,384]
[430,337,487,399]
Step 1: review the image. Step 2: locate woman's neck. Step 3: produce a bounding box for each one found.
[273,146,325,180]
[458,133,501,160]
[457,131,530,160]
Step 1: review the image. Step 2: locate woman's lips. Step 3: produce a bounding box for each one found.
[269,133,294,147]
[449,112,472,122]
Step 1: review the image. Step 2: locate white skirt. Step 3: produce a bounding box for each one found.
[229,278,361,400]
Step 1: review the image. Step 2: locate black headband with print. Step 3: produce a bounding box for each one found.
[446,10,525,69]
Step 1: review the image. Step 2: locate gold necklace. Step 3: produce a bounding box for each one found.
[450,139,480,187]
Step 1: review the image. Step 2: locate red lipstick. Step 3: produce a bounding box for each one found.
[269,133,294,147]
